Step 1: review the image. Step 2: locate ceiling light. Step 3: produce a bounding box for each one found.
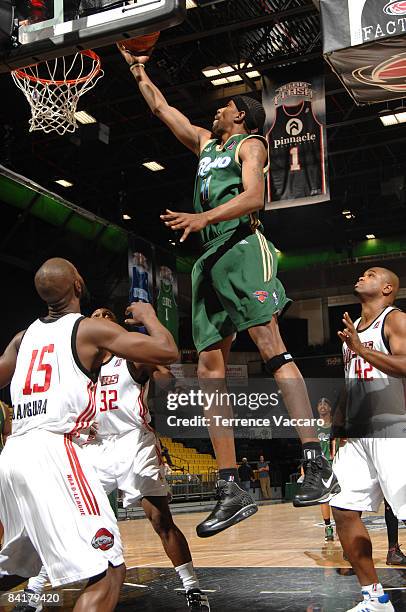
[142,161,165,171]
[243,62,261,78]
[226,75,243,83]
[379,113,398,126]
[395,110,406,123]
[55,179,73,187]
[122,214,131,220]
[74,110,97,124]
[345,213,354,219]
[211,77,229,86]
[218,65,234,74]
[186,0,197,7]
[366,234,375,239]
[202,67,220,77]
[246,70,261,78]
[341,209,351,215]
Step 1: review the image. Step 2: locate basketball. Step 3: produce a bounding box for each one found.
[120,32,160,54]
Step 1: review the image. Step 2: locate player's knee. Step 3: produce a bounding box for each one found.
[332,507,354,528]
[150,511,174,538]
[110,563,126,589]
[197,361,225,379]
[264,352,294,375]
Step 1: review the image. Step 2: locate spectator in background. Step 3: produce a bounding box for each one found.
[258,455,272,499]
[316,398,337,542]
[160,440,174,467]
[238,458,254,493]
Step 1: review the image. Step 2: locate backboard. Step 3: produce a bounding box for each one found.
[0,0,185,72]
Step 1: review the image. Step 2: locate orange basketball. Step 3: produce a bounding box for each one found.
[120,32,160,54]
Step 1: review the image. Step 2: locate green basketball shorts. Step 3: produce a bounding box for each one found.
[192,228,291,353]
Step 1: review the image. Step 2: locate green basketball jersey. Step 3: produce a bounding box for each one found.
[317,423,332,462]
[157,280,179,345]
[193,133,268,247]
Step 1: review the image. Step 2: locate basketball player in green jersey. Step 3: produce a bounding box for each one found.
[157,266,179,345]
[118,45,339,537]
[316,398,337,542]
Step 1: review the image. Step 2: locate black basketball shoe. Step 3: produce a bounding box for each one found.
[196,479,258,538]
[185,588,210,610]
[293,449,340,507]
[387,544,406,566]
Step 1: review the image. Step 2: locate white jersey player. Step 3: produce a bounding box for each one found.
[88,308,210,611]
[0,258,178,612]
[331,267,406,612]
[19,307,210,612]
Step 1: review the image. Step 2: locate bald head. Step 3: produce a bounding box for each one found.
[35,258,81,305]
[354,266,400,305]
[376,267,400,299]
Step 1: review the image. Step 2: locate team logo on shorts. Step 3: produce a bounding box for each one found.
[91,528,114,551]
[253,290,269,303]
[272,290,279,306]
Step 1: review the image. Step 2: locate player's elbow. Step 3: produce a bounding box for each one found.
[246,191,264,213]
[157,343,179,365]
[153,102,170,119]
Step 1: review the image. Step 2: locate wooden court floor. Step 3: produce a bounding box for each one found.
[1,501,404,610]
[122,501,399,569]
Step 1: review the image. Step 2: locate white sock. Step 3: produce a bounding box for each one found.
[361,583,385,599]
[175,561,199,592]
[27,566,49,595]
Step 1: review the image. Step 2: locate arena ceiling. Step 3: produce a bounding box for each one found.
[1,0,406,260]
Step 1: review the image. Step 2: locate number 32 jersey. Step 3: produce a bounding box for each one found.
[96,357,150,437]
[10,313,97,437]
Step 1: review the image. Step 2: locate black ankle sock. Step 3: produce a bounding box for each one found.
[303,442,322,456]
[219,468,240,484]
[324,519,331,526]
[385,501,399,550]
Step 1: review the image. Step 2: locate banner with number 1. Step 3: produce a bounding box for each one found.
[263,61,330,209]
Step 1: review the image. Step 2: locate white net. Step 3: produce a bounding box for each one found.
[11,51,104,136]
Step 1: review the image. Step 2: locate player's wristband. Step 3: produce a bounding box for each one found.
[129,62,145,70]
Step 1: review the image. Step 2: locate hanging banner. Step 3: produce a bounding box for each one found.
[263,63,329,209]
[128,236,154,304]
[155,249,179,346]
[321,0,406,104]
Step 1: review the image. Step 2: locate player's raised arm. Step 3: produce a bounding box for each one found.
[339,310,406,377]
[80,302,178,368]
[117,45,211,155]
[0,331,25,389]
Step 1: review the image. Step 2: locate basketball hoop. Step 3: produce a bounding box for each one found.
[11,50,103,136]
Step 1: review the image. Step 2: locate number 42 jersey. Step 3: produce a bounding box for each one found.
[10,314,97,437]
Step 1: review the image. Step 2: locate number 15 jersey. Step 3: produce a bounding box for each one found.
[10,313,97,437]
